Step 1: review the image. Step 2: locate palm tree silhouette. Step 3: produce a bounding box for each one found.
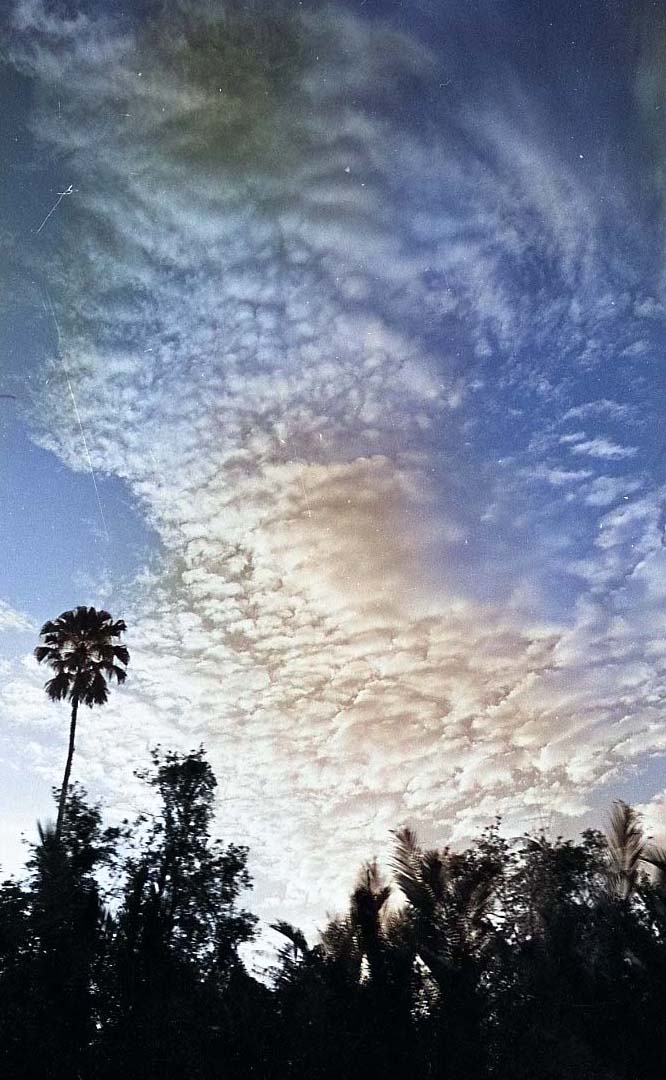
[34,606,129,839]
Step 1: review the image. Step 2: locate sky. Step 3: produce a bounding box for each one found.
[2,0,666,942]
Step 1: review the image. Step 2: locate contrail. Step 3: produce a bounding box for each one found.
[36,184,75,234]
[43,286,110,542]
[298,465,313,520]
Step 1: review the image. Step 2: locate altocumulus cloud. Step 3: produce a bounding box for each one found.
[5,0,666,930]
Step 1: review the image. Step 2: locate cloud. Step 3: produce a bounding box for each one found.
[562,400,638,424]
[568,437,638,460]
[0,601,34,634]
[4,0,666,932]
[582,476,644,508]
[521,465,594,487]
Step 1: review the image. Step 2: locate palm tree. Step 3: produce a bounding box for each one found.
[350,860,392,975]
[391,827,497,978]
[391,827,498,1080]
[34,606,129,839]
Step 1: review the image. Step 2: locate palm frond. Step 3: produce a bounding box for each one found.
[271,920,310,956]
[45,671,72,701]
[391,826,426,907]
[34,645,60,664]
[641,844,666,888]
[421,848,447,903]
[607,800,644,900]
[319,915,359,969]
[83,671,110,706]
[106,664,127,684]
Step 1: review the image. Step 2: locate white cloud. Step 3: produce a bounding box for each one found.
[4,0,666,932]
[582,476,644,507]
[0,601,34,634]
[562,400,637,423]
[569,437,638,460]
[522,465,594,487]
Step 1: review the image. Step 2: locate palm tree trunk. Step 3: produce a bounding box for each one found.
[56,694,79,840]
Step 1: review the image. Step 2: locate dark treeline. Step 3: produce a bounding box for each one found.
[1,749,666,1079]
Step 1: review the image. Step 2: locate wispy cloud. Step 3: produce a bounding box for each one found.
[563,400,638,423]
[568,437,638,460]
[0,601,34,634]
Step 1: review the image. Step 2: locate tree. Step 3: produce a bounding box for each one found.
[0,786,120,1080]
[34,606,129,840]
[391,826,500,1079]
[105,748,258,1079]
[124,747,256,973]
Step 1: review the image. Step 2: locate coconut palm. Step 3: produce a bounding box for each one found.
[34,606,129,839]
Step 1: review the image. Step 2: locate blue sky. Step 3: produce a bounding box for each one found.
[2,0,666,933]
[0,422,154,614]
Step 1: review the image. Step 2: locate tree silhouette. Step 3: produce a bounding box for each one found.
[4,742,666,1079]
[34,607,129,840]
[391,826,500,1079]
[104,748,257,1079]
[0,785,119,1079]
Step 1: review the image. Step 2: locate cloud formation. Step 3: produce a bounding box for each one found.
[4,0,666,930]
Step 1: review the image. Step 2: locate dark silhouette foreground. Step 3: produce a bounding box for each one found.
[34,606,129,839]
[1,749,665,1080]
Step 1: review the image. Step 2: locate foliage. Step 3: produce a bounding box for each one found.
[34,606,129,709]
[2,759,666,1078]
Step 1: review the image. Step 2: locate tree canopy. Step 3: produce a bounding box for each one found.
[1,746,666,1079]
